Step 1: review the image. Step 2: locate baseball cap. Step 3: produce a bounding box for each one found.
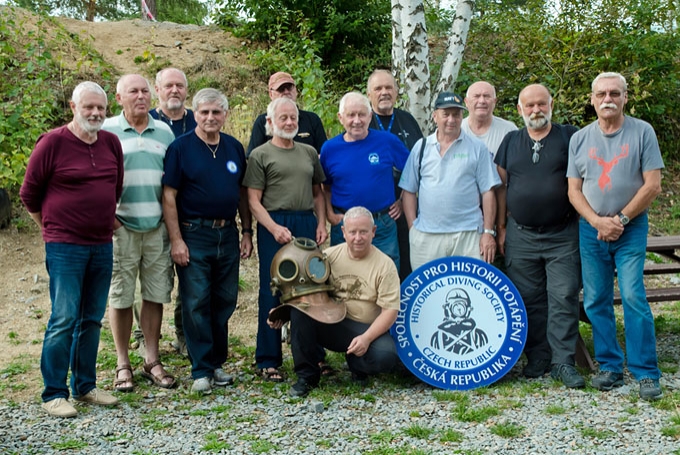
[434,92,467,110]
[269,72,296,91]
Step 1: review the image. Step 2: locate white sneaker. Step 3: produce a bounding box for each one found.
[191,377,212,394]
[74,388,119,406]
[42,398,77,418]
[213,368,233,386]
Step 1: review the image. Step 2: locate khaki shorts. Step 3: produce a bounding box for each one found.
[109,223,174,309]
[409,227,482,271]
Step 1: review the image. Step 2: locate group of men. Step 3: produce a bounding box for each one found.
[21,67,664,416]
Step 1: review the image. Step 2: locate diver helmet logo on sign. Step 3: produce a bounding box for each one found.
[391,256,527,390]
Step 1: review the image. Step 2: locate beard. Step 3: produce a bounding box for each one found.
[273,123,298,140]
[522,110,552,130]
[74,111,104,133]
[164,97,184,111]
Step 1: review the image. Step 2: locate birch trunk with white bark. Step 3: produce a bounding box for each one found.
[434,0,475,95]
[399,0,431,131]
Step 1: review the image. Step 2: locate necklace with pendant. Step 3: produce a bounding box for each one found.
[203,138,220,159]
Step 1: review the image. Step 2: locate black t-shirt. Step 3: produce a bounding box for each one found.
[246,109,326,157]
[149,108,197,138]
[369,108,423,151]
[495,123,578,227]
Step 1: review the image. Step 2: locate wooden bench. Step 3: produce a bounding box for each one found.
[577,235,680,371]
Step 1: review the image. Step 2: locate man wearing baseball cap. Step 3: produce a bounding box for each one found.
[247,71,327,156]
[399,92,500,270]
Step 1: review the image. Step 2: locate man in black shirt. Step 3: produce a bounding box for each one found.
[495,84,583,388]
[367,69,424,280]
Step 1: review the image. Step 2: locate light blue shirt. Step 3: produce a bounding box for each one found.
[399,130,500,233]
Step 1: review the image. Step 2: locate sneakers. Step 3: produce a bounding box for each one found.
[74,388,118,406]
[191,377,212,394]
[591,370,624,391]
[42,398,77,418]
[639,378,663,401]
[551,364,585,389]
[213,368,234,386]
[522,358,551,378]
[289,379,316,398]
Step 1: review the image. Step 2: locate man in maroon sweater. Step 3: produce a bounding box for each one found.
[20,81,124,418]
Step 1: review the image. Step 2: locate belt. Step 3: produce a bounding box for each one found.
[333,206,391,218]
[182,218,233,229]
[513,218,572,233]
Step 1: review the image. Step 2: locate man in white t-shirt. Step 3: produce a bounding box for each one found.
[462,81,517,157]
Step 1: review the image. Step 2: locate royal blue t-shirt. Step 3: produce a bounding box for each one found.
[163,131,246,221]
[320,129,410,212]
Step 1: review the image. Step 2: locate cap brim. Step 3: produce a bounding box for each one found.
[436,104,467,110]
[268,292,346,324]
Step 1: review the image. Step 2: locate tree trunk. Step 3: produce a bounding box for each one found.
[400,0,431,132]
[434,0,475,96]
[142,0,157,20]
[390,0,405,90]
[85,0,96,21]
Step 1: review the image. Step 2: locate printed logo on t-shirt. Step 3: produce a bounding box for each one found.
[588,144,629,192]
[368,153,380,165]
[226,160,238,174]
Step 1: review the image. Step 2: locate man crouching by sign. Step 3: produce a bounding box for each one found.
[268,206,401,398]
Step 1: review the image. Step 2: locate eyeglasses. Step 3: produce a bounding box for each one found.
[593,91,625,99]
[531,140,543,164]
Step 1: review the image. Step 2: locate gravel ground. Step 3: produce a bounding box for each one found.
[2,358,680,455]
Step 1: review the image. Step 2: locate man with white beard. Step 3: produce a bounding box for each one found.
[150,68,197,138]
[244,97,328,383]
[494,84,583,387]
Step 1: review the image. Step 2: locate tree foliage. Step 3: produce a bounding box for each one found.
[9,0,139,21]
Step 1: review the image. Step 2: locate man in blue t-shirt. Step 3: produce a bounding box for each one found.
[320,92,410,272]
[150,68,197,138]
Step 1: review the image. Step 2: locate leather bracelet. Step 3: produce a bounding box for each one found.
[242,228,254,235]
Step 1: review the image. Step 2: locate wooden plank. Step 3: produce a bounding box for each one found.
[575,335,596,372]
[642,263,680,275]
[612,287,680,305]
[646,235,680,252]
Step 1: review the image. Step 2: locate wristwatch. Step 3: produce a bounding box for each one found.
[617,212,630,226]
[483,228,497,237]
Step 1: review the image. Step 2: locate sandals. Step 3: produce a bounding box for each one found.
[319,362,335,377]
[141,360,177,389]
[114,364,134,392]
[261,367,284,383]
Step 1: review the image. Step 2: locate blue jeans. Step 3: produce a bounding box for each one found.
[580,214,660,380]
[177,221,240,380]
[330,210,400,273]
[41,242,113,402]
[255,211,317,369]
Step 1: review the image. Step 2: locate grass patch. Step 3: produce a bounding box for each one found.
[432,390,469,403]
[403,424,433,439]
[202,433,232,452]
[140,409,172,431]
[369,430,397,444]
[580,426,615,439]
[452,402,500,423]
[490,421,524,438]
[250,439,278,453]
[439,428,464,443]
[545,404,567,415]
[50,439,88,450]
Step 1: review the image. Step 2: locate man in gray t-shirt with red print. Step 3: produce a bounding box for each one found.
[567,72,664,401]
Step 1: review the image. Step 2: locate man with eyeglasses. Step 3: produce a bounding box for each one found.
[567,72,664,401]
[247,71,327,156]
[399,92,500,270]
[494,84,582,387]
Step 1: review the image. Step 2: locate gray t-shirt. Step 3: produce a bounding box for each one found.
[461,115,518,157]
[567,116,664,216]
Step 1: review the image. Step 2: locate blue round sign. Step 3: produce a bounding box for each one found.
[391,256,527,390]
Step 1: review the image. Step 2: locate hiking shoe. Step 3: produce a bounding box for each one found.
[42,398,77,418]
[551,364,585,389]
[191,377,212,394]
[213,368,234,386]
[351,371,369,387]
[522,358,551,378]
[591,370,624,391]
[639,378,663,401]
[289,379,316,398]
[74,388,118,406]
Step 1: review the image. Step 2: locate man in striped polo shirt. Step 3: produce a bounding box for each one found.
[102,74,177,392]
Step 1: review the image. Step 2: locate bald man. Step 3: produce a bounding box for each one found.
[462,81,517,157]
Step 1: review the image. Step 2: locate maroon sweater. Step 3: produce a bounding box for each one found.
[20,125,124,245]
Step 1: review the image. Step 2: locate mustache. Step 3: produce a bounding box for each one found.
[600,103,618,109]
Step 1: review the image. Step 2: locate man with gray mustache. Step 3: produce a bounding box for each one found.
[495,84,583,388]
[567,72,664,401]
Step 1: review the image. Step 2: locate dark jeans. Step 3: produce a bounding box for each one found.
[42,242,113,401]
[504,217,581,365]
[177,221,239,380]
[255,210,318,369]
[290,309,398,384]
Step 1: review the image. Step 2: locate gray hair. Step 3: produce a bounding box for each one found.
[72,81,107,105]
[592,72,628,92]
[192,88,229,112]
[367,69,396,93]
[156,67,188,87]
[265,97,298,136]
[465,81,496,99]
[339,92,371,116]
[343,206,374,226]
[116,74,151,95]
